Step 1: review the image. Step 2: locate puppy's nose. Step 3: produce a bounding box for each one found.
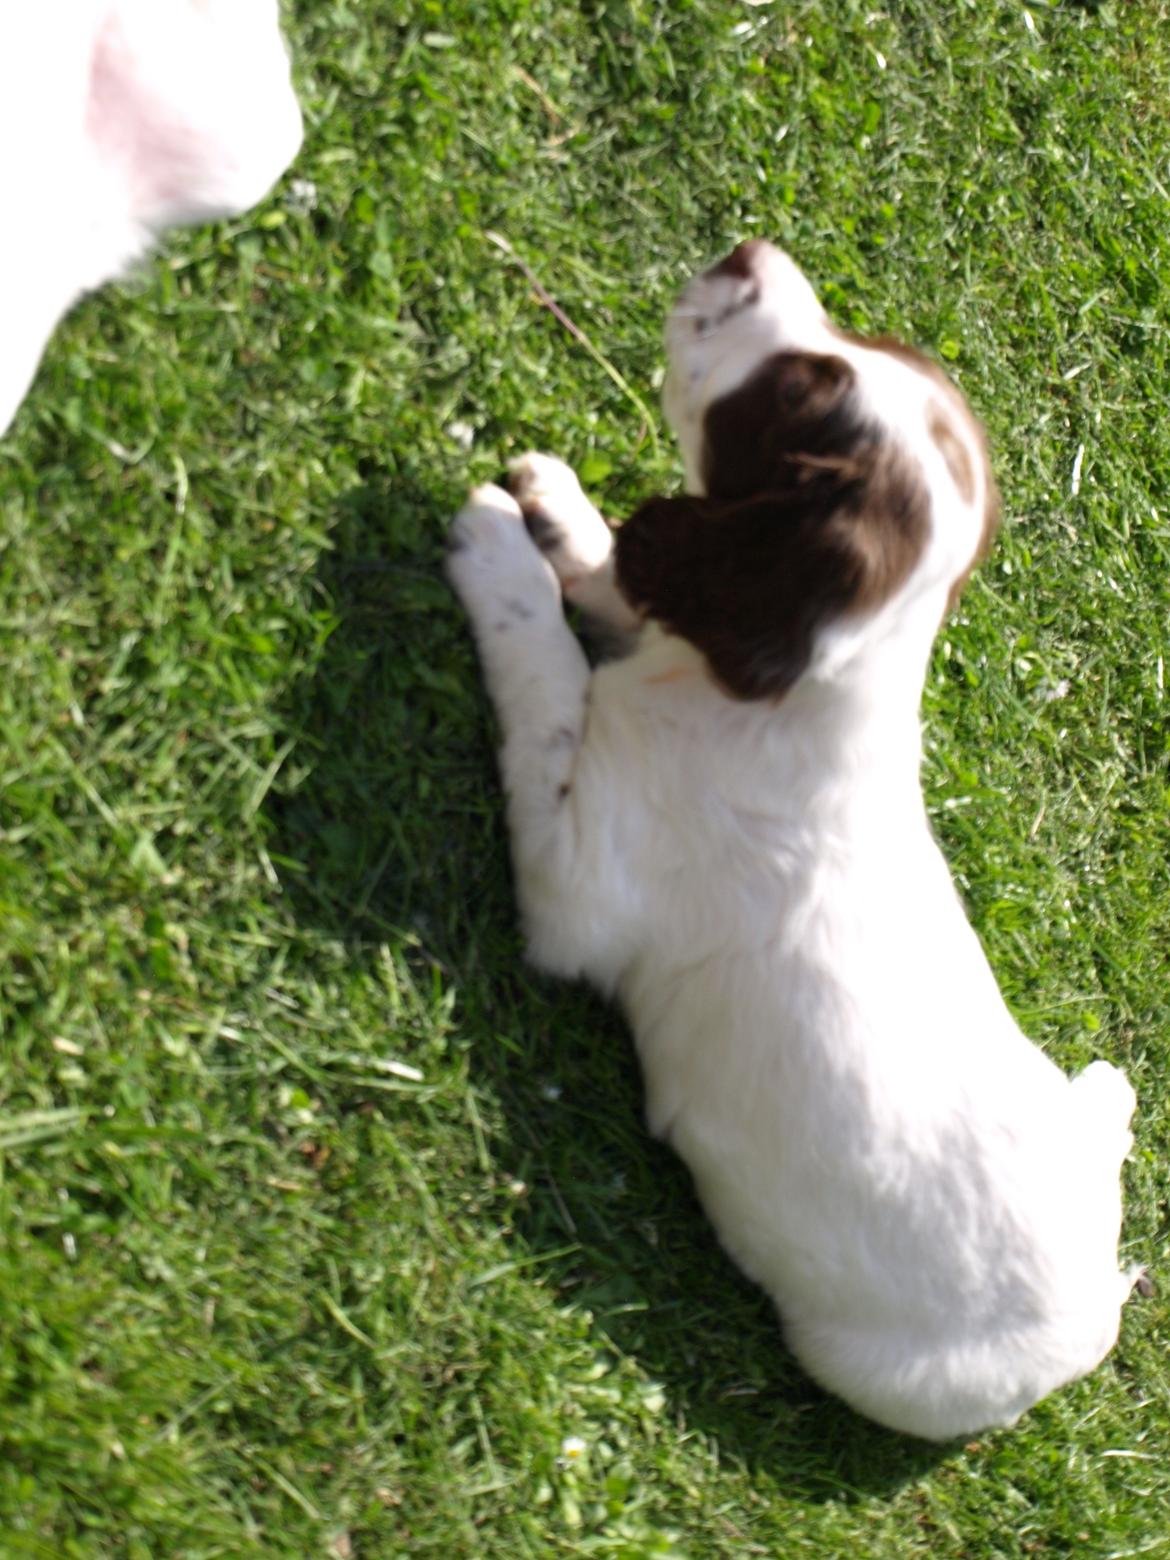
[710,238,776,280]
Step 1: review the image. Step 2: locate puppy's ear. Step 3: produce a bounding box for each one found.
[614,490,856,699]
[615,468,927,701]
[702,351,856,499]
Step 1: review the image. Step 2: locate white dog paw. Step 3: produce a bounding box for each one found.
[448,482,523,552]
[1072,1058,1137,1165]
[447,483,560,620]
[508,452,614,586]
[1074,1058,1137,1122]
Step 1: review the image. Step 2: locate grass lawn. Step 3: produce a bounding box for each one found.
[2,0,1169,1553]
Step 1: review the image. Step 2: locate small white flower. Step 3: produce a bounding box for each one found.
[285,177,319,215]
[446,420,476,450]
[1038,679,1070,703]
[559,1435,586,1462]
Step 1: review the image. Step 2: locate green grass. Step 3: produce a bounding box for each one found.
[1,0,1169,1553]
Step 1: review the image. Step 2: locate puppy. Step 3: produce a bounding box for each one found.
[447,240,1142,1440]
[0,0,302,435]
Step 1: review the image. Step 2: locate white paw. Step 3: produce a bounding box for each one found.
[1075,1059,1137,1122]
[508,452,614,586]
[447,483,561,623]
[1073,1058,1137,1160]
[448,482,524,553]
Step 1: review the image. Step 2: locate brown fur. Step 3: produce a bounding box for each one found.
[614,350,930,701]
[834,328,1001,594]
[708,238,773,282]
[927,400,975,504]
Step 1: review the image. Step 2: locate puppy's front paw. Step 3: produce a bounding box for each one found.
[447,483,524,554]
[1074,1059,1137,1126]
[447,483,560,621]
[508,452,614,588]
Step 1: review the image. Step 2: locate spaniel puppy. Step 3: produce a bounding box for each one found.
[447,240,1143,1440]
[0,0,302,435]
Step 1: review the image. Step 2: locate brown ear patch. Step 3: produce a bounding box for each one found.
[927,400,975,504]
[946,459,1001,612]
[615,350,930,701]
[701,351,858,501]
[832,326,1000,606]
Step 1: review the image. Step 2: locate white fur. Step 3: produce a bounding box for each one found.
[448,243,1140,1440]
[0,0,302,434]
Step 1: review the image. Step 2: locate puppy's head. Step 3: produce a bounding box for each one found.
[615,240,998,700]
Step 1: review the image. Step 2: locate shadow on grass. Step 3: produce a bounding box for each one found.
[267,467,512,968]
[270,473,949,1502]
[472,980,951,1501]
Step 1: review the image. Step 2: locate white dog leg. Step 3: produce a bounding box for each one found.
[447,484,593,881]
[508,453,642,634]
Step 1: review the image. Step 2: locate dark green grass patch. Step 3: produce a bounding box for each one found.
[1,1,1169,1554]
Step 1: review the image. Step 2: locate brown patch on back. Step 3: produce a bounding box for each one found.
[615,350,931,701]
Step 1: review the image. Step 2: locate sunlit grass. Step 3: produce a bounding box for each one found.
[0,1,1167,1553]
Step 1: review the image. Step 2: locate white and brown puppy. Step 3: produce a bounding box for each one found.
[447,240,1143,1440]
[0,0,302,435]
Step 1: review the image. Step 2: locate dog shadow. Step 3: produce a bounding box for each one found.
[467,976,952,1500]
[269,473,950,1502]
[268,467,507,964]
